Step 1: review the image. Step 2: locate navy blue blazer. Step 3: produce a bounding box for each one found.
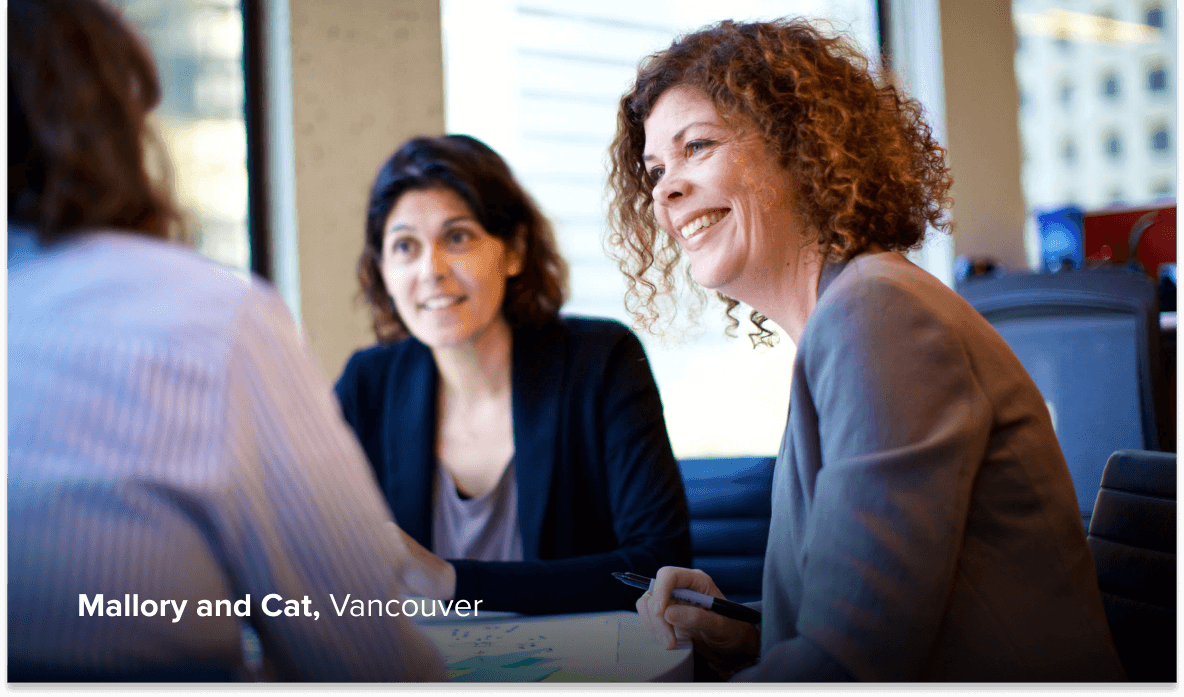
[335,316,691,614]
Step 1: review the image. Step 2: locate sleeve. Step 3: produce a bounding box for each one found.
[451,327,692,614]
[741,276,994,681]
[214,286,446,681]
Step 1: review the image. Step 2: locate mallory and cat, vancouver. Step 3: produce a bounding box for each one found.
[78,593,484,623]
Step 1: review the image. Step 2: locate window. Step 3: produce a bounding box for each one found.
[1145,3,1164,28]
[110,0,251,275]
[1105,130,1123,158]
[1013,0,1175,246]
[1058,79,1074,107]
[442,0,879,457]
[1101,70,1121,99]
[1061,137,1078,163]
[1147,65,1167,92]
[1150,124,1171,152]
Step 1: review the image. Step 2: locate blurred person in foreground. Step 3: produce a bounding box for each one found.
[335,134,690,613]
[7,0,444,681]
[608,19,1125,681]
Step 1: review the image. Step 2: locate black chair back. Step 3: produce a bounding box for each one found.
[959,268,1166,527]
[1087,449,1176,682]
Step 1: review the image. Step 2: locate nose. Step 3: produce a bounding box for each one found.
[417,244,448,281]
[652,168,686,205]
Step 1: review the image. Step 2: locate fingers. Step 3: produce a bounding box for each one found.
[635,591,672,648]
[637,566,722,650]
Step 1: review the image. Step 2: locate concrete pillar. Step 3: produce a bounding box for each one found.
[287,0,444,378]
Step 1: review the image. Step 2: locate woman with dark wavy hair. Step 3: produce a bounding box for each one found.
[610,19,1123,681]
[335,134,690,614]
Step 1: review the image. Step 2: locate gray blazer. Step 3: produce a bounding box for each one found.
[736,252,1125,682]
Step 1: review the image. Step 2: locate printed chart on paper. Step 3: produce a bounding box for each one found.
[419,616,619,681]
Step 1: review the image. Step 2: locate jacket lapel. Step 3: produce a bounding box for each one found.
[387,339,438,548]
[510,322,565,560]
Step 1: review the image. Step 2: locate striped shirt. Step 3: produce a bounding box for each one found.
[8,227,446,681]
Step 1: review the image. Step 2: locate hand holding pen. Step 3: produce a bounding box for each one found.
[623,566,762,671]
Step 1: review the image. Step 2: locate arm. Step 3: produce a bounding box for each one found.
[450,327,692,614]
[738,276,994,681]
[217,286,445,681]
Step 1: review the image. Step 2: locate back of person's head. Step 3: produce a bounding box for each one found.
[359,134,568,344]
[8,0,181,242]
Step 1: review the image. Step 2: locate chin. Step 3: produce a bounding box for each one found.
[689,259,742,292]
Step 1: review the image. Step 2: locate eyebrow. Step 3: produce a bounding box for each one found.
[642,121,715,162]
[385,215,474,235]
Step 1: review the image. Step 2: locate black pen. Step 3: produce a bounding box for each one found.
[613,571,762,625]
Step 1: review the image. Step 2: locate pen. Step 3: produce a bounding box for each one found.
[613,571,762,625]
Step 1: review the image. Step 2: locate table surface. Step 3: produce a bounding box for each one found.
[415,610,692,682]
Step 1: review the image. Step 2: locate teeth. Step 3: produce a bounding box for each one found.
[679,210,727,240]
[421,296,462,310]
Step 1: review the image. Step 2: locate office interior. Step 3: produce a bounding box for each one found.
[103,0,1176,679]
[124,0,1175,454]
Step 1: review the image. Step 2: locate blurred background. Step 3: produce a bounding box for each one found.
[113,0,1175,458]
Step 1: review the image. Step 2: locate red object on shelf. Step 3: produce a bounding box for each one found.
[1083,204,1176,277]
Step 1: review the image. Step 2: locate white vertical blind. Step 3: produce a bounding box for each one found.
[443,0,879,457]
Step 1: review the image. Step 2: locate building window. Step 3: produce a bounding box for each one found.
[1150,125,1171,152]
[1058,80,1074,107]
[1145,4,1164,28]
[1061,137,1078,163]
[110,0,251,275]
[1147,65,1167,92]
[1151,179,1173,197]
[1101,70,1121,99]
[1105,131,1123,158]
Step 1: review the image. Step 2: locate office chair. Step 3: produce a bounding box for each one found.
[959,268,1167,528]
[1087,449,1176,682]
[677,456,775,604]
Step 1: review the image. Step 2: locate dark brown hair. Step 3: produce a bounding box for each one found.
[608,18,952,342]
[8,0,183,242]
[359,135,568,344]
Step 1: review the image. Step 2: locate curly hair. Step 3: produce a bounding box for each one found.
[8,0,183,243]
[607,18,952,344]
[359,134,569,344]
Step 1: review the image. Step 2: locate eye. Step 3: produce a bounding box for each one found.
[647,165,665,185]
[686,139,713,156]
[388,237,418,257]
[445,228,474,246]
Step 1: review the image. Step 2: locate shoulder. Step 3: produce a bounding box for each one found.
[552,315,649,365]
[557,315,636,344]
[338,337,429,387]
[807,253,964,342]
[800,252,975,377]
[10,230,278,353]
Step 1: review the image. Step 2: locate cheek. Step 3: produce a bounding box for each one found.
[380,261,410,306]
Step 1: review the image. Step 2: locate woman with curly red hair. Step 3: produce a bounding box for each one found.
[610,19,1124,681]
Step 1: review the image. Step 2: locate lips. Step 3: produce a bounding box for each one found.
[419,295,465,311]
[678,209,729,241]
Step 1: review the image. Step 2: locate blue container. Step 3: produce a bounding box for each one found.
[1035,206,1085,272]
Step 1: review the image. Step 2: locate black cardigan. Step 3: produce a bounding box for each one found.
[334,316,691,614]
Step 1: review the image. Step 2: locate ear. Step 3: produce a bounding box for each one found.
[505,225,527,277]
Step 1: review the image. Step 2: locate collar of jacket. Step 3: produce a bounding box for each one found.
[385,320,567,561]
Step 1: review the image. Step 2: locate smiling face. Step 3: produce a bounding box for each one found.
[643,85,804,300]
[380,187,522,350]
